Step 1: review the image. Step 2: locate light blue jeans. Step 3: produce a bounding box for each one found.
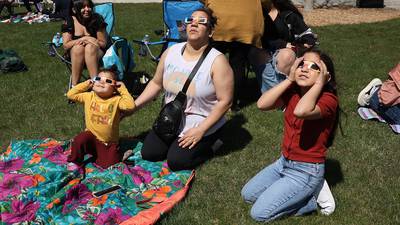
[255,51,287,93]
[241,155,325,222]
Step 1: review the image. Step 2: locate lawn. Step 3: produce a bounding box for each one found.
[1,3,400,225]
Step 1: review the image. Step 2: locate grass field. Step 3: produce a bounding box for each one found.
[1,3,400,225]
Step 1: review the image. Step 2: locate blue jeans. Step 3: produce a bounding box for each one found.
[255,51,286,93]
[369,89,400,125]
[241,156,325,222]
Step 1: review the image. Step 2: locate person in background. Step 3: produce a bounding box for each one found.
[22,0,43,16]
[202,0,265,111]
[258,0,317,93]
[62,0,109,86]
[242,48,338,222]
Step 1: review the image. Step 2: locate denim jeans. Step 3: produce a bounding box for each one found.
[255,51,287,93]
[241,155,325,222]
[369,88,400,125]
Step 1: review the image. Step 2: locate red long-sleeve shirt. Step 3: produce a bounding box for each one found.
[281,88,338,163]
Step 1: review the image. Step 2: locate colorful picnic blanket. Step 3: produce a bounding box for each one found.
[0,138,194,225]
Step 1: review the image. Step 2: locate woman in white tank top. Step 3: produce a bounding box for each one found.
[127,7,234,171]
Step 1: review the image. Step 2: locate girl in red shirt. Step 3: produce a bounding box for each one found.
[242,48,339,222]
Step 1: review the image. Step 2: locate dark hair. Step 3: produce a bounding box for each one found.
[193,7,217,30]
[301,47,342,148]
[99,65,118,80]
[69,0,105,37]
[71,0,94,23]
[272,0,303,19]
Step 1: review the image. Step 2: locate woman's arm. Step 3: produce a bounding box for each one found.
[257,57,303,110]
[179,54,234,149]
[62,32,78,50]
[293,60,330,119]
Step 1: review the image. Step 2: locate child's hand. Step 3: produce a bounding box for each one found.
[114,81,123,88]
[287,57,303,82]
[88,79,94,88]
[315,60,330,85]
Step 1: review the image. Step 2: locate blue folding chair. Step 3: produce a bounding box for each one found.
[47,2,134,89]
[132,0,203,62]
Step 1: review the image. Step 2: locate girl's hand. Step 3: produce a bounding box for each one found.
[287,57,303,82]
[178,127,205,149]
[315,60,330,85]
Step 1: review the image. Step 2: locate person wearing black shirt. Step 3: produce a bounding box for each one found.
[257,0,317,93]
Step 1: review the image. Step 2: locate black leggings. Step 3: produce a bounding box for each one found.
[141,129,220,171]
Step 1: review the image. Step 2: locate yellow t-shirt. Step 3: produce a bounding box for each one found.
[67,80,135,143]
[204,0,264,48]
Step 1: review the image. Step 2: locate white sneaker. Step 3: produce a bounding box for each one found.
[357,78,382,106]
[317,180,335,216]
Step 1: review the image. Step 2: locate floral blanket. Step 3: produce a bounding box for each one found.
[0,139,193,225]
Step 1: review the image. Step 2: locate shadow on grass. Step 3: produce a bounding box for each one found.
[217,113,252,156]
[325,158,344,187]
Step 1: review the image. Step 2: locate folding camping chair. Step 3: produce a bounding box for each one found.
[132,0,203,62]
[46,2,134,90]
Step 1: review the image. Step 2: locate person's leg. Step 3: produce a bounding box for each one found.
[275,48,296,76]
[241,156,284,203]
[22,0,33,13]
[70,45,85,85]
[84,43,103,78]
[166,131,219,171]
[68,131,97,166]
[369,90,400,124]
[249,159,324,222]
[94,141,121,168]
[229,42,251,109]
[32,0,42,13]
[141,129,170,162]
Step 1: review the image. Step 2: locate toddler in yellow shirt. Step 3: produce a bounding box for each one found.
[66,67,135,168]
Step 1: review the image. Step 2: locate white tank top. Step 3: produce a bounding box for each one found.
[163,42,226,137]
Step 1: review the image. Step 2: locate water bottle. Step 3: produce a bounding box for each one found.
[52,32,62,47]
[139,34,149,57]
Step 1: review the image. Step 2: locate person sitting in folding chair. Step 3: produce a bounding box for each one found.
[61,0,110,86]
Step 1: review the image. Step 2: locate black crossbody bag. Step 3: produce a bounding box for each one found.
[152,45,212,143]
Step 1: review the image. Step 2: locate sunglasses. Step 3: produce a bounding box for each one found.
[298,61,320,72]
[93,76,115,85]
[184,16,208,25]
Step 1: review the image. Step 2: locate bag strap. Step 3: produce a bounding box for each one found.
[181,45,212,94]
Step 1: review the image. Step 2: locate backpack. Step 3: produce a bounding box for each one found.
[102,37,135,80]
[0,49,28,73]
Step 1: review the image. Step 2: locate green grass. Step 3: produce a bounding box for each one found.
[1,4,400,225]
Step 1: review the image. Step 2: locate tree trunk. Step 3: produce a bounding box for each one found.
[304,0,314,11]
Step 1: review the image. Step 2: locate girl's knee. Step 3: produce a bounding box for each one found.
[71,45,85,55]
[276,49,296,74]
[250,205,274,222]
[85,44,99,54]
[241,185,256,204]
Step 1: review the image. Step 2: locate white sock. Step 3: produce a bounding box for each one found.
[317,179,336,216]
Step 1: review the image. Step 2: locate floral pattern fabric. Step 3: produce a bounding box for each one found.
[0,139,192,225]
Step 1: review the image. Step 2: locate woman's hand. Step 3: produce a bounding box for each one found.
[315,60,330,85]
[178,127,206,149]
[287,57,303,82]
